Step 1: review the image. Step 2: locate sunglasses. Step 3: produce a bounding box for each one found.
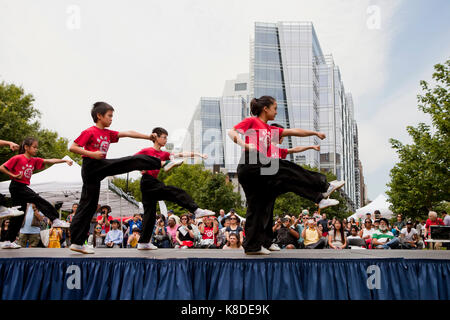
[230,218,237,220]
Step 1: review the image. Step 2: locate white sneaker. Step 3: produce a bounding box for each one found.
[70,244,95,254]
[137,242,158,250]
[52,219,70,228]
[318,198,340,209]
[245,246,271,255]
[194,208,216,218]
[1,241,21,249]
[322,180,345,198]
[268,243,281,251]
[163,159,184,172]
[0,206,24,219]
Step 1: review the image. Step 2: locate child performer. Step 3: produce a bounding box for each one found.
[135,127,215,250]
[261,122,344,252]
[0,139,23,219]
[68,102,180,254]
[228,96,344,255]
[0,137,72,249]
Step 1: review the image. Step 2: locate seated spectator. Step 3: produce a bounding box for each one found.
[48,224,63,248]
[372,218,400,249]
[217,209,226,228]
[347,226,366,248]
[217,217,230,248]
[400,220,423,249]
[188,215,202,244]
[328,219,347,249]
[274,218,299,249]
[374,210,381,220]
[365,212,373,223]
[97,205,113,234]
[199,216,219,248]
[373,219,380,230]
[302,219,327,249]
[1,219,9,242]
[19,204,44,248]
[66,203,78,223]
[127,227,141,248]
[88,224,105,248]
[223,233,244,250]
[175,214,195,248]
[359,219,375,248]
[318,213,330,237]
[425,211,445,249]
[125,214,143,236]
[152,218,171,248]
[166,216,179,246]
[295,217,306,249]
[105,220,123,248]
[345,222,353,237]
[393,214,406,237]
[225,214,244,244]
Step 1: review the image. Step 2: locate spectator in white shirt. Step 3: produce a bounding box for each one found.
[400,220,423,249]
[359,218,375,248]
[105,220,123,248]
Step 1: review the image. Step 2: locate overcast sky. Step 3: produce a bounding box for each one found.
[1,0,449,201]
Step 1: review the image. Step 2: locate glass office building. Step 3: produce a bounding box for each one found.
[183,22,362,210]
[251,22,359,209]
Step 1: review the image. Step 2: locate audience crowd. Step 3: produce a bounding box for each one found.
[1,201,448,250]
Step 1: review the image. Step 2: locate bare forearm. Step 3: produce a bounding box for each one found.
[69,143,95,157]
[282,128,318,138]
[287,146,314,154]
[228,129,246,148]
[118,130,151,140]
[0,165,15,178]
[43,159,66,165]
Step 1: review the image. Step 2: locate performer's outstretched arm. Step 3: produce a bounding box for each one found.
[282,128,326,140]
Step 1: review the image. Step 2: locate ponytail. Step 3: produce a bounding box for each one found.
[19,137,37,154]
[250,96,276,116]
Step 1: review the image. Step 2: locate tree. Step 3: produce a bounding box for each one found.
[0,81,81,181]
[386,59,450,220]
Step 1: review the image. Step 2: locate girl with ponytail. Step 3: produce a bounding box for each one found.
[0,137,73,249]
[228,96,345,255]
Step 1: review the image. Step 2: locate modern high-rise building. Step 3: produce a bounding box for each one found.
[182,22,362,210]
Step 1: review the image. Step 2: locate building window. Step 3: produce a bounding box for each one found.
[234,83,247,91]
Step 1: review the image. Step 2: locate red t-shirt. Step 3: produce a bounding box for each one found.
[74,126,119,158]
[270,145,288,159]
[97,215,113,233]
[425,218,444,237]
[3,154,45,185]
[202,226,217,245]
[233,117,284,158]
[135,147,171,178]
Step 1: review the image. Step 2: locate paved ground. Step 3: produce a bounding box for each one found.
[1,248,449,260]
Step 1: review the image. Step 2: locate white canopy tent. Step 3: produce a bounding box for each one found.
[348,194,394,221]
[0,156,140,217]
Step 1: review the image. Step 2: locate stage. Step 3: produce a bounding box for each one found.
[1,249,449,300]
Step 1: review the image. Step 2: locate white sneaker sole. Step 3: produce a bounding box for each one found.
[70,247,94,254]
[163,161,184,172]
[319,201,339,210]
[324,181,345,198]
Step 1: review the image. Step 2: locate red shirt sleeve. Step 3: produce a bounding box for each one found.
[3,155,18,171]
[162,152,171,161]
[438,218,445,226]
[269,126,284,143]
[425,219,431,228]
[280,148,288,159]
[109,130,119,143]
[34,158,45,170]
[234,117,254,134]
[74,129,92,147]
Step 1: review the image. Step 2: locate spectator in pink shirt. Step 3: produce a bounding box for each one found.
[166,216,179,247]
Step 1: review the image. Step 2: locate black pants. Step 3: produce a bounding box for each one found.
[70,155,161,245]
[0,193,6,206]
[237,152,328,253]
[139,174,199,243]
[5,180,60,242]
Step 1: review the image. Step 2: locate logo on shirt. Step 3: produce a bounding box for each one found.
[96,136,110,153]
[22,164,34,179]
